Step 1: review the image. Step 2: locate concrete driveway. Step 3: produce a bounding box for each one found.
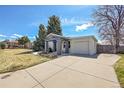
[0,54,120,88]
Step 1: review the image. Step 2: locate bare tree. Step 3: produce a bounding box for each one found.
[93,5,124,53]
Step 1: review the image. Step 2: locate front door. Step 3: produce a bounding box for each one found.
[53,40,57,52]
[62,41,69,53]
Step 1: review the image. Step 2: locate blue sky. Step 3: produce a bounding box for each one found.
[0,5,99,41]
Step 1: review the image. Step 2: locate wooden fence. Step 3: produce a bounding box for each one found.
[97,45,124,53]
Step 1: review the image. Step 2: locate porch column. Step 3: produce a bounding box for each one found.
[56,39,62,55]
[45,41,48,53]
[66,41,69,53]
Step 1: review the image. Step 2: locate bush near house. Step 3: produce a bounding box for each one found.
[48,48,53,52]
[0,43,6,49]
[17,36,30,48]
[33,24,46,52]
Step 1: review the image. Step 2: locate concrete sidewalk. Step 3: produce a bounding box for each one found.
[0,54,120,88]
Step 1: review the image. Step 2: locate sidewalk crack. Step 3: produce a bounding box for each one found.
[24,70,45,88]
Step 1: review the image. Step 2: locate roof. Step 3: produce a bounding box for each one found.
[2,40,19,43]
[46,33,69,39]
[69,35,97,42]
[46,33,97,42]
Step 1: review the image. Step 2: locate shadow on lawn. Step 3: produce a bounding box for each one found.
[15,50,33,55]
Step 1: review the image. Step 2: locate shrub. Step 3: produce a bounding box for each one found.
[118,51,124,54]
[0,43,6,49]
[48,48,53,52]
[32,41,44,52]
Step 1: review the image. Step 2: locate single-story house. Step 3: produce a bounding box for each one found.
[1,40,32,49]
[2,40,19,49]
[45,33,97,55]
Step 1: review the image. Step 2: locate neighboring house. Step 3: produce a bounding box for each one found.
[2,40,19,49]
[1,40,32,49]
[45,33,97,55]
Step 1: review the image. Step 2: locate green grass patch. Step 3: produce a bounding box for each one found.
[114,54,124,88]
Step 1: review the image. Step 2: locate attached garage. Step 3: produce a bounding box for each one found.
[69,36,97,55]
[70,41,89,54]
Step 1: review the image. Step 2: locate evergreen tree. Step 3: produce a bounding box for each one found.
[18,36,30,45]
[33,24,46,51]
[47,15,62,35]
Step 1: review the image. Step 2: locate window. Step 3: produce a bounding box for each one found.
[63,42,66,48]
[69,41,71,48]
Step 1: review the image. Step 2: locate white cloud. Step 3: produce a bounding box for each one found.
[0,38,6,41]
[10,35,17,39]
[0,34,22,38]
[61,17,86,26]
[0,33,36,41]
[75,22,94,32]
[13,34,22,37]
[0,34,7,37]
[30,17,89,27]
[9,34,22,39]
[98,40,102,44]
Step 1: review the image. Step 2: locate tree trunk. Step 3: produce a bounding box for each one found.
[115,30,120,53]
[116,40,120,53]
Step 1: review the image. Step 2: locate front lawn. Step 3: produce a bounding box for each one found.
[114,54,124,87]
[0,49,51,74]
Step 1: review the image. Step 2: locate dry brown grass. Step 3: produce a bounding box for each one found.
[0,49,51,73]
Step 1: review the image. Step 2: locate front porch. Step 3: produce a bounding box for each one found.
[45,33,70,55]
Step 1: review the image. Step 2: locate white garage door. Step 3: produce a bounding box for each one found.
[70,41,89,54]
